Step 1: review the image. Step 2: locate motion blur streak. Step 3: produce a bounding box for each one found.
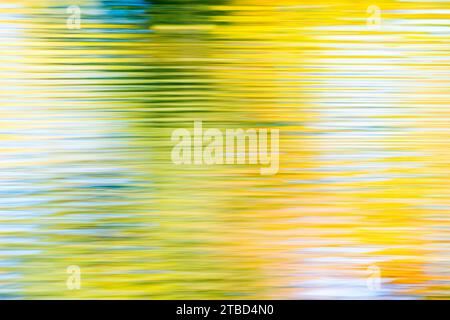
[0,0,449,299]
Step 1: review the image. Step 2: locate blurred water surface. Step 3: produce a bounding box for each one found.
[0,0,449,299]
